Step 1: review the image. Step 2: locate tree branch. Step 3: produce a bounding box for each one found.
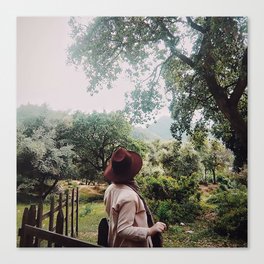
[229,48,248,106]
[186,17,206,34]
[155,19,195,68]
[224,82,237,90]
[42,178,59,201]
[143,54,174,83]
[83,156,101,171]
[173,50,195,68]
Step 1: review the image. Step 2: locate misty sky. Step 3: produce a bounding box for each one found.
[17,17,169,116]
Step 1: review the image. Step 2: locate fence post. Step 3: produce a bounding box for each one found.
[65,190,69,236]
[19,207,29,247]
[71,188,75,237]
[19,187,82,248]
[34,202,43,247]
[25,205,37,247]
[59,193,62,210]
[48,196,55,247]
[54,209,64,247]
[76,187,79,237]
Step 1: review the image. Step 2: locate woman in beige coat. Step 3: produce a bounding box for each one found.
[103,147,166,247]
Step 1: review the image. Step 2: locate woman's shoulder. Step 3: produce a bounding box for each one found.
[109,183,137,199]
[107,183,134,191]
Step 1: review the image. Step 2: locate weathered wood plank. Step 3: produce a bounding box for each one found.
[24,225,99,247]
[55,209,64,247]
[19,207,29,247]
[65,191,69,236]
[34,202,43,246]
[42,201,66,220]
[48,196,55,247]
[26,205,37,246]
[76,187,79,237]
[71,188,75,237]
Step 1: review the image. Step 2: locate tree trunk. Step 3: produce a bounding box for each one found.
[204,74,247,162]
[212,169,216,184]
[42,178,59,201]
[38,176,45,202]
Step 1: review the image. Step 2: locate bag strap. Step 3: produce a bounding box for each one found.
[125,184,163,247]
[125,185,153,221]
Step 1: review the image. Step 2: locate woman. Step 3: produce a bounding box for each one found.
[104,147,167,247]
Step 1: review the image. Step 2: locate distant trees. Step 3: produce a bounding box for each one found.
[200,140,233,184]
[139,137,233,184]
[67,16,247,170]
[190,128,233,183]
[17,105,147,199]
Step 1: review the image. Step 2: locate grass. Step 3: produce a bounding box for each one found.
[162,217,247,247]
[78,202,107,244]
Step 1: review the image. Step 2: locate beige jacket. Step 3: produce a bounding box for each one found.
[104,183,153,247]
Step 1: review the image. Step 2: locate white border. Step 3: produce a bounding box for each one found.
[1,1,263,264]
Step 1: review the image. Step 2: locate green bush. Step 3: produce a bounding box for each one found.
[137,175,201,224]
[208,186,247,239]
[155,199,201,224]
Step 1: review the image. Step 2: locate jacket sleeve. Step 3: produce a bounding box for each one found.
[115,199,149,241]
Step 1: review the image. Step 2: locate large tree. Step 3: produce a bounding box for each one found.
[17,106,77,201]
[68,111,145,174]
[67,16,248,167]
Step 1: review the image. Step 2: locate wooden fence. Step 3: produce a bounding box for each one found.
[18,188,99,247]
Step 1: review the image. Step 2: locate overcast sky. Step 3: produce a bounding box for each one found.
[17,17,169,116]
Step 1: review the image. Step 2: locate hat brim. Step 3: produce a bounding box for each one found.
[104,150,143,183]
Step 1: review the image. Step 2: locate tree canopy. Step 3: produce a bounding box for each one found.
[67,16,248,169]
[67,111,145,173]
[17,105,76,201]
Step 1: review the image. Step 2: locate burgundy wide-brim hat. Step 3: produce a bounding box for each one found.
[104,147,143,183]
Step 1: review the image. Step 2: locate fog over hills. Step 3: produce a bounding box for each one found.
[132,116,174,141]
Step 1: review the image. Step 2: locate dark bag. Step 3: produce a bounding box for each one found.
[97,217,109,247]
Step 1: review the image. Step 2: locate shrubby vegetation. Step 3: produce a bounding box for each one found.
[136,138,247,243]
[137,175,201,224]
[207,168,247,239]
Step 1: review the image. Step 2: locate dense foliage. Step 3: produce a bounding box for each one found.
[66,110,147,182]
[137,175,201,224]
[17,104,77,201]
[208,181,247,239]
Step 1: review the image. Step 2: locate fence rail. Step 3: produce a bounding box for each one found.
[18,187,98,247]
[22,225,98,247]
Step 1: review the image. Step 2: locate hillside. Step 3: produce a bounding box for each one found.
[132,116,174,141]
